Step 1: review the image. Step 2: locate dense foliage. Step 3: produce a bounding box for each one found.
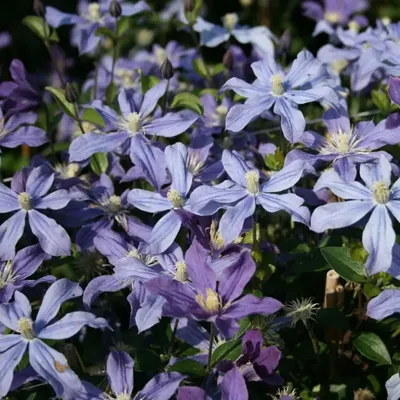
[0,0,400,399]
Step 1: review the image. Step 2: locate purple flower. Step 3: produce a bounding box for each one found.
[0,32,11,49]
[194,14,275,57]
[0,166,72,259]
[0,60,41,117]
[222,50,339,142]
[187,150,312,244]
[128,142,198,254]
[0,245,53,303]
[0,108,48,151]
[0,279,108,398]
[311,155,400,275]
[45,0,150,54]
[146,240,282,338]
[81,350,185,399]
[286,108,400,181]
[69,81,198,190]
[303,0,368,36]
[178,367,249,399]
[389,76,400,106]
[218,329,283,385]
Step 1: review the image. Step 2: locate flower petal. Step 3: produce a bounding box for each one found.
[220,367,248,400]
[0,211,26,261]
[107,351,134,397]
[0,183,20,213]
[136,372,185,400]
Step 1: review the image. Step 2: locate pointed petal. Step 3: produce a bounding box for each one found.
[12,244,50,280]
[0,291,31,330]
[140,80,168,118]
[145,111,198,138]
[363,205,395,275]
[311,201,374,232]
[222,150,251,187]
[45,6,83,27]
[135,292,165,332]
[128,189,172,213]
[121,0,150,16]
[0,126,48,148]
[35,190,71,210]
[220,367,248,400]
[107,351,134,397]
[222,77,264,98]
[333,157,357,182]
[165,143,192,195]
[367,289,400,320]
[223,295,283,319]
[273,98,305,143]
[0,211,26,261]
[136,372,185,400]
[0,183,20,213]
[35,279,82,332]
[28,210,71,256]
[69,132,128,162]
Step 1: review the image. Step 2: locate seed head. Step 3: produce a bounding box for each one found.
[284,297,320,327]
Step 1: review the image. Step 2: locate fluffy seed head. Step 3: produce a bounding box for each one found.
[18,317,35,340]
[284,298,320,327]
[372,181,390,204]
[18,192,32,210]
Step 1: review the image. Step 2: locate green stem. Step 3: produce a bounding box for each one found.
[206,323,215,373]
[45,41,65,87]
[166,319,179,358]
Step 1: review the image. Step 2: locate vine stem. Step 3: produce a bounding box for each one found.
[206,323,215,373]
[166,319,179,358]
[45,41,65,87]
[73,103,85,135]
[162,79,171,116]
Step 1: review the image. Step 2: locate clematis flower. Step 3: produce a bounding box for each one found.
[222,50,339,142]
[0,279,108,399]
[0,59,41,117]
[128,142,199,254]
[0,245,53,303]
[303,0,369,36]
[194,13,275,57]
[178,367,249,399]
[81,350,185,399]
[187,150,312,244]
[146,240,282,338]
[0,32,11,49]
[0,166,72,260]
[0,107,48,153]
[69,81,197,191]
[311,155,400,275]
[218,329,283,385]
[286,108,400,181]
[389,76,400,107]
[45,0,150,54]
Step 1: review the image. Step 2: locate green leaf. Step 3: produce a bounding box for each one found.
[211,339,242,367]
[185,0,203,24]
[168,359,205,377]
[353,332,392,365]
[321,247,369,283]
[193,58,208,79]
[212,63,226,76]
[90,153,109,175]
[134,349,161,371]
[23,16,59,42]
[117,17,131,37]
[371,89,391,112]
[82,108,105,128]
[105,82,119,105]
[95,27,116,40]
[264,148,285,171]
[171,93,204,115]
[141,75,161,94]
[45,87,76,118]
[26,394,37,400]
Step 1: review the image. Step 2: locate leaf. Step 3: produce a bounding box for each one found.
[117,17,131,37]
[212,63,226,76]
[211,339,242,367]
[371,89,391,112]
[95,27,116,40]
[185,0,203,24]
[193,59,208,79]
[264,148,285,171]
[90,153,109,175]
[23,16,59,42]
[82,108,105,128]
[141,75,161,94]
[353,332,392,365]
[134,349,161,371]
[321,247,369,283]
[105,82,119,105]
[168,359,205,377]
[45,87,76,119]
[171,93,204,115]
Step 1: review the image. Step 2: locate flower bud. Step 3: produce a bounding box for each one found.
[65,83,78,104]
[184,0,195,13]
[33,0,44,16]
[222,50,233,70]
[160,58,174,80]
[109,0,122,18]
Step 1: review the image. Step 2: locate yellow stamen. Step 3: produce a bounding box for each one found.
[167,189,185,208]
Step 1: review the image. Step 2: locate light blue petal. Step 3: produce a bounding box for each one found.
[106,351,134,397]
[273,98,305,143]
[45,7,83,27]
[144,111,198,138]
[222,78,265,98]
[135,293,165,332]
[222,150,251,187]
[140,80,168,119]
[0,183,20,213]
[136,372,185,400]
[165,143,192,195]
[0,211,26,261]
[386,373,400,400]
[367,289,400,320]
[128,189,172,213]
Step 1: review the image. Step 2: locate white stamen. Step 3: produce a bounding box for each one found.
[270,74,285,96]
[0,261,18,288]
[222,13,239,30]
[18,192,32,210]
[245,170,260,195]
[372,181,390,204]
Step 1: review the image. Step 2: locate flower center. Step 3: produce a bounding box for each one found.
[320,129,365,155]
[195,288,222,313]
[330,59,348,75]
[18,317,35,340]
[223,13,239,30]
[103,392,131,400]
[209,220,224,250]
[18,192,32,210]
[270,74,285,96]
[125,249,158,266]
[116,68,136,88]
[127,113,141,133]
[187,153,205,175]
[324,11,342,24]
[245,170,260,195]
[174,261,188,282]
[107,195,121,214]
[87,3,101,21]
[167,189,185,208]
[212,104,228,126]
[0,261,17,289]
[372,181,390,204]
[348,20,360,33]
[154,47,167,66]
